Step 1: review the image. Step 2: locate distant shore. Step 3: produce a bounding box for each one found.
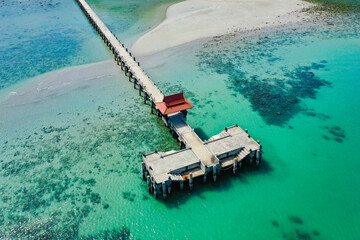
[132,0,313,56]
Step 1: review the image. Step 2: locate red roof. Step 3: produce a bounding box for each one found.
[155,92,193,115]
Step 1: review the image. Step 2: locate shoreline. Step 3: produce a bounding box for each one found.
[131,0,314,57]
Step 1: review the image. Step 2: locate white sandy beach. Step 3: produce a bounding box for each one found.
[132,0,313,56]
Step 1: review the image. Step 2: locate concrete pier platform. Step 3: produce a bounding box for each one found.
[143,125,262,198]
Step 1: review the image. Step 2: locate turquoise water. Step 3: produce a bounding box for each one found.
[0,0,108,89]
[1,0,360,239]
[0,0,175,89]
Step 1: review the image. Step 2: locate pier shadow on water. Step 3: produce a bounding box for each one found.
[193,127,209,140]
[160,158,274,207]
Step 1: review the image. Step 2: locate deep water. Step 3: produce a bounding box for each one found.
[0,0,360,239]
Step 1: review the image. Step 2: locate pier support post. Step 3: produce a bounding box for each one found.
[153,184,157,198]
[151,101,155,114]
[142,162,146,180]
[147,176,152,193]
[213,166,217,182]
[255,150,261,168]
[233,160,238,175]
[162,184,167,199]
[125,66,128,76]
[139,85,142,96]
[189,173,193,191]
[143,92,147,104]
[180,180,184,191]
[203,172,207,183]
[167,182,171,194]
[128,72,132,82]
[134,78,137,89]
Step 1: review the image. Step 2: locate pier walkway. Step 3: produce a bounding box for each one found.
[75,0,263,199]
[168,113,219,167]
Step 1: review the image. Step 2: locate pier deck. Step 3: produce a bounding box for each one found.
[168,113,219,167]
[144,149,201,183]
[75,0,263,199]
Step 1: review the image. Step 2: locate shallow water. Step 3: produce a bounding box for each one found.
[0,0,176,90]
[0,0,109,89]
[0,0,360,239]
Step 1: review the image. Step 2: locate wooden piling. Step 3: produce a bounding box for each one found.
[189,173,193,190]
[141,162,146,180]
[139,84,143,96]
[153,183,157,198]
[147,176,151,192]
[167,183,171,194]
[255,149,261,168]
[125,66,128,76]
[143,92,147,104]
[162,184,167,199]
[151,101,155,114]
[134,78,137,89]
[233,159,237,175]
[180,180,184,191]
[213,166,217,182]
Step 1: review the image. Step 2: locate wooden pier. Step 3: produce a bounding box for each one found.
[75,0,263,199]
